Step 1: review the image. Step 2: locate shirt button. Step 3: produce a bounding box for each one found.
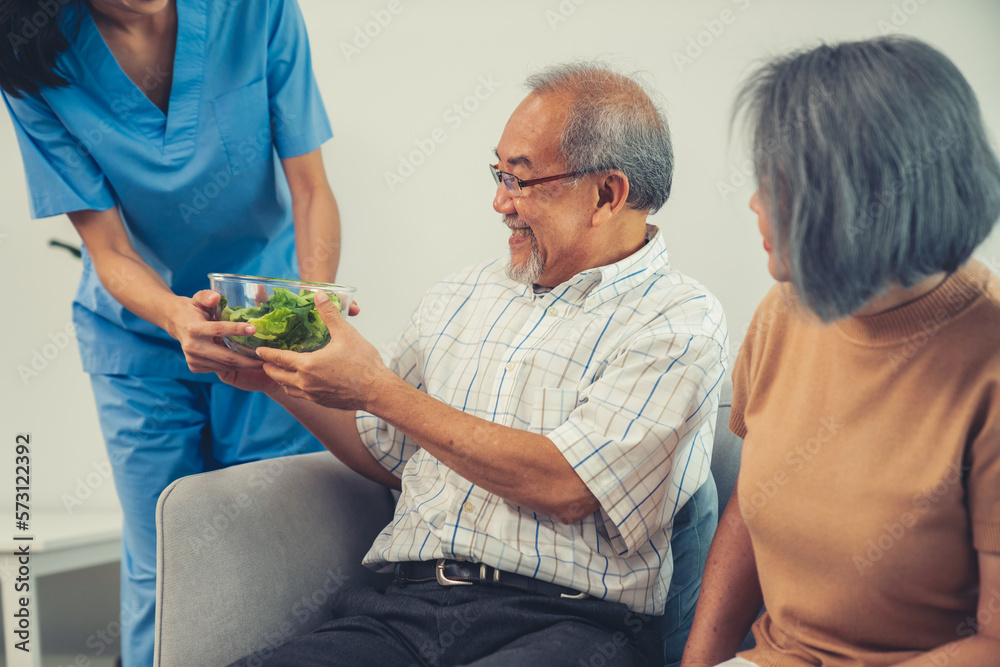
[462,501,475,513]
[505,361,516,373]
[547,306,559,317]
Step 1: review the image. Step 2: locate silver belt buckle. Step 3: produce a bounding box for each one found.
[435,558,473,586]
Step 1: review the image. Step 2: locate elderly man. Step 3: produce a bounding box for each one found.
[220,63,727,667]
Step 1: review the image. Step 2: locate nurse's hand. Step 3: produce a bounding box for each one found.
[216,367,280,395]
[166,290,266,373]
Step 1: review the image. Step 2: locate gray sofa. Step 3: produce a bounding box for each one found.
[153,382,741,667]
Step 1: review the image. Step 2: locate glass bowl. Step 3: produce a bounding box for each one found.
[208,273,356,357]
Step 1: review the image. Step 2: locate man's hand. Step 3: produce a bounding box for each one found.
[257,291,389,410]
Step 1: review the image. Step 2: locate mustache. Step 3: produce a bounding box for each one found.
[503,214,531,230]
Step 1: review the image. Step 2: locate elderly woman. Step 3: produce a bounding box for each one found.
[682,37,1000,667]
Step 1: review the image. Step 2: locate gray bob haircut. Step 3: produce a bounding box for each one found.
[525,63,673,214]
[735,36,1000,321]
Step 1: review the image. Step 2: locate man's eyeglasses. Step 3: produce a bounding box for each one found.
[490,163,586,197]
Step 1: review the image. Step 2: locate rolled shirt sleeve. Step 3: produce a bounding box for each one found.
[549,331,726,555]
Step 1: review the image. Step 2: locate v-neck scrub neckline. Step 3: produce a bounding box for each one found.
[78,0,206,157]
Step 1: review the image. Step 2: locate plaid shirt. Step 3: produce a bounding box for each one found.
[357,225,728,614]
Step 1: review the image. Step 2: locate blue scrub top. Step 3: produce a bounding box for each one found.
[3,0,333,379]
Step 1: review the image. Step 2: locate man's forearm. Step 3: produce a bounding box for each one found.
[368,373,598,522]
[271,390,400,489]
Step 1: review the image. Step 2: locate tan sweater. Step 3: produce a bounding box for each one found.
[730,261,1000,666]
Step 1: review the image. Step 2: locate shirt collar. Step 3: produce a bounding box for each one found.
[522,224,669,308]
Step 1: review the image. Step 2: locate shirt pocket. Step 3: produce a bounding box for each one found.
[530,387,580,435]
[212,78,271,175]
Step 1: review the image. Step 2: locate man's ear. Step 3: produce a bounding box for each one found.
[593,170,630,228]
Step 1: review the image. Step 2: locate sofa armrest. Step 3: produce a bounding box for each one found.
[154,452,396,667]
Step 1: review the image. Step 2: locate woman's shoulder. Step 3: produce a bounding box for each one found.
[747,283,804,340]
[940,259,1000,339]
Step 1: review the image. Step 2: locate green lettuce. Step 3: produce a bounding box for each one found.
[219,287,342,352]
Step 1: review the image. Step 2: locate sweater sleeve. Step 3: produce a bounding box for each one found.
[968,382,1000,553]
[730,284,791,439]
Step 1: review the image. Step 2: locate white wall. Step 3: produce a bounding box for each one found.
[1,0,999,655]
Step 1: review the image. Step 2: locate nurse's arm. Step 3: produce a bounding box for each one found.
[67,207,263,372]
[282,148,341,284]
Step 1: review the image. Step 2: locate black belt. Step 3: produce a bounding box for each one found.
[392,559,589,600]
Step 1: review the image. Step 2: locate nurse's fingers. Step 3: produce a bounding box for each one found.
[186,343,265,373]
[259,361,299,388]
[192,289,222,311]
[202,320,258,338]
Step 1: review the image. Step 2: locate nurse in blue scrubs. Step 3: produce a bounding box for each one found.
[1,0,344,664]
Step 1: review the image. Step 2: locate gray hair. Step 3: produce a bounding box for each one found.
[525,63,673,214]
[735,36,1000,321]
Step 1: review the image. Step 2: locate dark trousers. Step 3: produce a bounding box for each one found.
[227,579,663,667]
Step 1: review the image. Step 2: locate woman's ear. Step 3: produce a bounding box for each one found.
[593,170,630,228]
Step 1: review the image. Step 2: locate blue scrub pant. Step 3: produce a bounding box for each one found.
[90,374,323,667]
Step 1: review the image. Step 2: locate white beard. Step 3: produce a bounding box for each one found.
[505,232,544,285]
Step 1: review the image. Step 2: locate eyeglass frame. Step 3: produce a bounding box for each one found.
[490,163,593,196]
